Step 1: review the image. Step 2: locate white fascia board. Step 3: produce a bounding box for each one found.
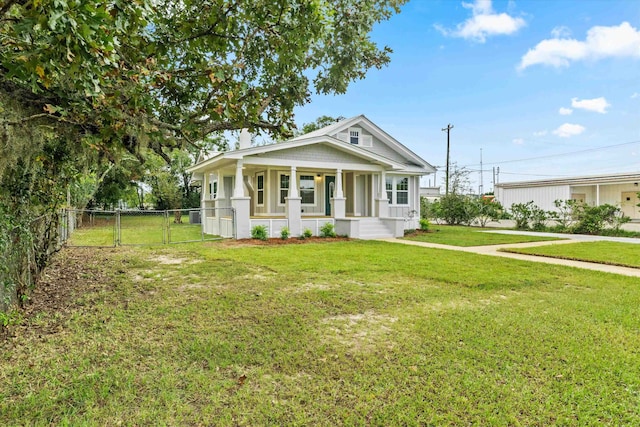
[243,157,387,172]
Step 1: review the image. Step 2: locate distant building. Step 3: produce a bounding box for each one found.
[419,186,441,201]
[495,172,640,220]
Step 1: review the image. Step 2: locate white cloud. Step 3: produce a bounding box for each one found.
[518,22,640,70]
[512,138,524,145]
[553,123,586,138]
[551,26,571,39]
[632,92,640,99]
[558,107,573,115]
[533,130,548,137]
[436,0,526,43]
[571,97,610,113]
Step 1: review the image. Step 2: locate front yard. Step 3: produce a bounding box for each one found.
[1,240,639,425]
[404,225,563,246]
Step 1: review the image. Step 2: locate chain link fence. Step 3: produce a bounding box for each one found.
[60,208,234,247]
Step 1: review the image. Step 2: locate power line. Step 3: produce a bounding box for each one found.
[462,138,640,168]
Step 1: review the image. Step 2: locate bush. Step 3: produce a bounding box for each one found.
[302,228,313,239]
[419,218,429,231]
[510,201,535,230]
[280,226,290,240]
[572,203,623,235]
[439,194,476,225]
[251,225,268,241]
[474,198,503,228]
[319,222,336,238]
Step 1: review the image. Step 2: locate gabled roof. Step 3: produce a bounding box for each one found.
[291,115,435,172]
[187,134,407,174]
[188,114,435,174]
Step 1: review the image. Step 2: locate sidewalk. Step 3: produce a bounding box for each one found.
[379,233,640,278]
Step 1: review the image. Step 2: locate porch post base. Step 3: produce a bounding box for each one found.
[231,197,251,239]
[286,197,302,237]
[375,198,389,218]
[332,197,346,218]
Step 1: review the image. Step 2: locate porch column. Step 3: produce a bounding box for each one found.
[596,184,600,205]
[332,168,346,218]
[375,170,389,218]
[217,173,225,200]
[286,166,302,236]
[231,160,251,239]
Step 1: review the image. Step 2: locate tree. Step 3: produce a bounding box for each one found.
[1,0,407,160]
[444,163,473,195]
[298,115,346,136]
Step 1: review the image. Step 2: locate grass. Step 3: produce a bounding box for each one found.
[501,241,640,269]
[67,213,215,246]
[404,225,564,246]
[2,241,640,425]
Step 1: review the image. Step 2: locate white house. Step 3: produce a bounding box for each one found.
[187,115,436,239]
[495,172,640,220]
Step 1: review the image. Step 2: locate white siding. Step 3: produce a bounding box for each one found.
[497,185,571,211]
[262,144,365,164]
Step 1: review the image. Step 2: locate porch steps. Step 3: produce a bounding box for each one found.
[358,218,395,240]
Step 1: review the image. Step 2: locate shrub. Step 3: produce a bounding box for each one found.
[439,194,476,225]
[302,228,313,239]
[474,198,503,228]
[319,222,336,238]
[572,203,623,235]
[251,225,268,240]
[510,201,535,230]
[530,205,549,231]
[419,218,429,231]
[280,226,290,240]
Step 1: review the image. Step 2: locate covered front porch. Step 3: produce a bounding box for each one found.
[199,159,417,239]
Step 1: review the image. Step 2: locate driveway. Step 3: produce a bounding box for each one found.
[380,231,640,278]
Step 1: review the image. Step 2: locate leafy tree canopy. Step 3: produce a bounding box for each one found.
[1,0,406,160]
[298,115,346,136]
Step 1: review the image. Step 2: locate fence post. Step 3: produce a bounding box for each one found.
[115,209,121,246]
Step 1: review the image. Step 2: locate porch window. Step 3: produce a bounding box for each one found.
[396,177,409,205]
[279,174,289,205]
[256,174,264,206]
[385,177,393,203]
[300,175,315,205]
[210,181,218,199]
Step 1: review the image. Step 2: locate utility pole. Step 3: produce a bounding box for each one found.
[442,123,454,195]
[479,148,483,196]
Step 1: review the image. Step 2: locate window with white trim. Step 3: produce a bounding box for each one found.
[256,173,264,206]
[385,177,393,203]
[386,176,410,205]
[300,175,315,205]
[279,174,289,205]
[396,177,409,205]
[210,181,218,199]
[350,128,360,145]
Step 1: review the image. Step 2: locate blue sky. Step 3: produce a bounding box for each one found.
[294,0,640,192]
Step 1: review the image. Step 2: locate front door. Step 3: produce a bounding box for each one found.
[621,191,639,218]
[325,176,335,216]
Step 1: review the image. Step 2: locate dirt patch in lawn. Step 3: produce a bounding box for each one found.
[3,247,120,343]
[322,311,398,352]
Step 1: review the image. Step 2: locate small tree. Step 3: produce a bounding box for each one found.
[549,199,578,230]
[510,201,535,230]
[474,198,503,228]
[439,194,475,225]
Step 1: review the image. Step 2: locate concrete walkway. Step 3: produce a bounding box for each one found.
[379,231,640,278]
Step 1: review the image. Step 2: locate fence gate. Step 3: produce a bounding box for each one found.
[118,210,167,245]
[61,207,235,246]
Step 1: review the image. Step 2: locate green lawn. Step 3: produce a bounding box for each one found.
[501,241,640,269]
[405,225,563,246]
[2,241,639,425]
[67,213,215,246]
